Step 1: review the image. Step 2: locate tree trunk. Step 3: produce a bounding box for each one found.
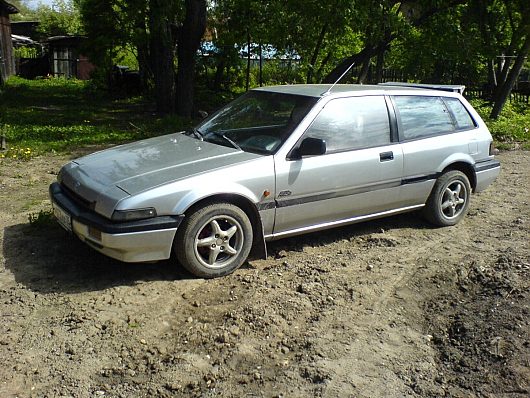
[496,55,511,90]
[176,0,207,118]
[259,42,263,87]
[307,23,328,84]
[245,30,251,91]
[137,42,150,92]
[357,57,371,84]
[315,51,332,82]
[487,58,497,95]
[375,48,385,83]
[323,45,381,84]
[490,35,530,119]
[149,0,176,114]
[493,25,523,98]
[214,57,225,91]
[135,13,150,93]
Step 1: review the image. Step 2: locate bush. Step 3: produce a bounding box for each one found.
[470,99,530,150]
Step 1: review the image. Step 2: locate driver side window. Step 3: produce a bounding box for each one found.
[304,96,391,153]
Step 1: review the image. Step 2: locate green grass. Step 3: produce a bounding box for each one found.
[0,77,528,159]
[0,77,195,158]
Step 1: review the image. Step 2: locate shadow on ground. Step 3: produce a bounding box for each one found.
[4,212,430,294]
[266,211,429,256]
[3,222,188,294]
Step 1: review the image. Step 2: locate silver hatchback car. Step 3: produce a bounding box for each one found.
[50,84,500,277]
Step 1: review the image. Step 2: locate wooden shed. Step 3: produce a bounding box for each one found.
[0,0,18,84]
[47,36,95,80]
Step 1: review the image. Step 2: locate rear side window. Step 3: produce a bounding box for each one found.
[305,96,391,153]
[394,96,454,140]
[444,97,476,130]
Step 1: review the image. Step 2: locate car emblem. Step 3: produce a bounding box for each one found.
[74,181,81,190]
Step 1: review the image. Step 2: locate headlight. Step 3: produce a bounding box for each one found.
[112,208,157,222]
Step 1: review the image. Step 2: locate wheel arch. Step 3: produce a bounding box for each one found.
[181,193,267,261]
[441,161,476,191]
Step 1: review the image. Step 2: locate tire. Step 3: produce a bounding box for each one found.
[175,202,253,278]
[423,170,471,227]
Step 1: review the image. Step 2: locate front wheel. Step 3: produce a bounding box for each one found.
[423,170,471,227]
[175,202,253,278]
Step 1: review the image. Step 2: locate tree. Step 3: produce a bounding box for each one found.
[35,0,82,36]
[8,1,33,19]
[10,0,82,37]
[323,0,469,84]
[176,0,207,117]
[79,0,206,117]
[275,0,359,84]
[149,0,177,113]
[483,0,530,118]
[78,0,131,79]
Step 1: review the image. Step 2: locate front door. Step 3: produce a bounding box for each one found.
[272,95,403,236]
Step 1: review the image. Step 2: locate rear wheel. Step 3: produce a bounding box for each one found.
[423,170,471,227]
[175,202,253,278]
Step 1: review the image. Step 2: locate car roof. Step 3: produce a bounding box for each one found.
[252,83,464,98]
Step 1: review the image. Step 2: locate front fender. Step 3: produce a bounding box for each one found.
[172,182,262,215]
[173,183,269,261]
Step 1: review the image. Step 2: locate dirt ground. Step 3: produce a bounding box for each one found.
[0,149,528,398]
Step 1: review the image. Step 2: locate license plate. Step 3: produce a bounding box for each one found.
[52,202,72,232]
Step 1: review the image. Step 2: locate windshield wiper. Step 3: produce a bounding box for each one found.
[211,131,242,151]
[186,128,204,141]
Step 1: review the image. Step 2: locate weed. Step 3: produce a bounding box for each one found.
[0,145,34,161]
[28,209,55,227]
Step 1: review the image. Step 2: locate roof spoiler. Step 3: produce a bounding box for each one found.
[378,82,465,94]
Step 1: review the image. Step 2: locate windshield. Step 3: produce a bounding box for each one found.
[194,91,317,155]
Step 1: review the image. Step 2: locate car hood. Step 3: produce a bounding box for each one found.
[71,133,260,195]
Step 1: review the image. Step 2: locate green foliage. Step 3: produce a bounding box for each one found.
[470,99,530,149]
[113,45,140,70]
[9,1,35,21]
[0,77,193,155]
[28,209,55,227]
[11,1,82,37]
[388,4,485,83]
[37,0,83,36]
[0,78,528,159]
[0,144,34,161]
[14,46,40,58]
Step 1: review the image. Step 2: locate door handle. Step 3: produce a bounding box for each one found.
[379,151,394,162]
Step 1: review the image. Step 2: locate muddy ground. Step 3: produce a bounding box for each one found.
[0,150,528,398]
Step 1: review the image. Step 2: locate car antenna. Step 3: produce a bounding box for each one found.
[324,59,357,95]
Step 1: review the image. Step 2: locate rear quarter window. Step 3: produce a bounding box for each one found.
[444,97,477,130]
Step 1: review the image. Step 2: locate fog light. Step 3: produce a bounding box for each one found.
[88,226,102,240]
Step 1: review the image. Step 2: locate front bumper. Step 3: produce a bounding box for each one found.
[473,159,501,192]
[49,182,184,262]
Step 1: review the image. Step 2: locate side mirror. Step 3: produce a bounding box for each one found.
[298,137,326,157]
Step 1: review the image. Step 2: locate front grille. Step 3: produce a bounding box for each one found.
[60,182,96,211]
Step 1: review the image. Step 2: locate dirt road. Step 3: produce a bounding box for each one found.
[1,150,528,397]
